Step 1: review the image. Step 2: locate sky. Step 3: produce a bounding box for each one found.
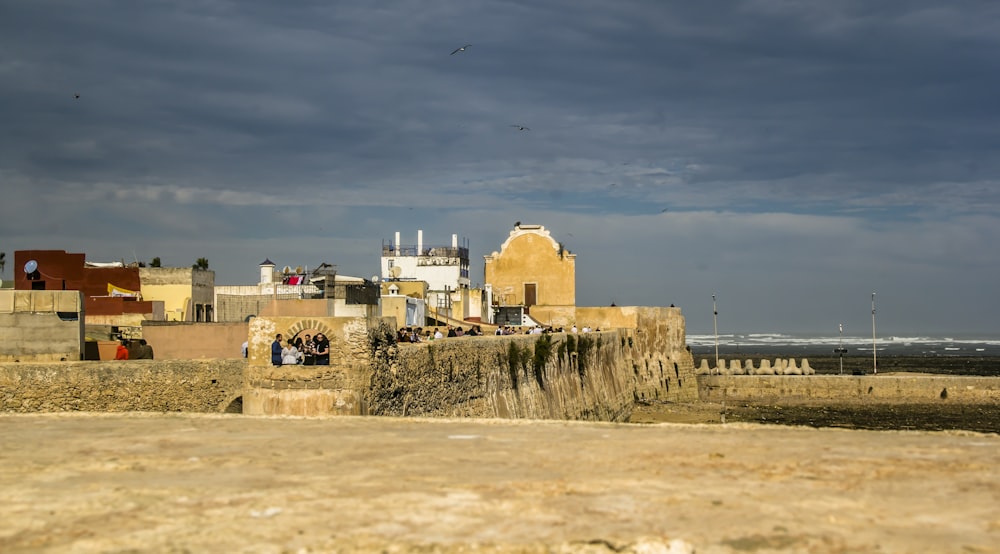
[2,0,1000,336]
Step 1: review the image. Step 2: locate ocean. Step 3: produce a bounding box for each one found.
[686,332,1000,357]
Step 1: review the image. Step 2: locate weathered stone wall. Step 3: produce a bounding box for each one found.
[367,331,635,421]
[698,375,1000,405]
[0,359,245,413]
[627,307,699,403]
[242,315,389,416]
[0,290,84,362]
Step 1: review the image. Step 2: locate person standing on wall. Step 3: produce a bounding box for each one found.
[271,333,283,366]
[302,334,316,365]
[313,333,330,365]
[281,339,301,365]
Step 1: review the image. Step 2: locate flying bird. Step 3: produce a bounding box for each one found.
[450,44,471,55]
[510,125,530,131]
[74,93,80,99]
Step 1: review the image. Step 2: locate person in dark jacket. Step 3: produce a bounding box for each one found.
[271,333,283,366]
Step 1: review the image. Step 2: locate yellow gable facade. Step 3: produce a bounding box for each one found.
[484,224,576,327]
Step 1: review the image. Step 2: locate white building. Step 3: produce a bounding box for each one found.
[214,259,376,321]
[381,230,484,323]
[380,230,470,290]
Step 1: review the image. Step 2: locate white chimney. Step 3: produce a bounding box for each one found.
[417,230,423,255]
[395,231,400,255]
[452,234,457,248]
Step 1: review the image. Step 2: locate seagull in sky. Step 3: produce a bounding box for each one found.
[450,44,471,55]
[510,124,530,131]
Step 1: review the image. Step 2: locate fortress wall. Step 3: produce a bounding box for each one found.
[629,307,699,402]
[1,311,695,420]
[698,375,1000,405]
[0,359,245,413]
[368,331,635,421]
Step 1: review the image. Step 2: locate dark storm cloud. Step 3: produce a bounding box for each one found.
[2,0,999,333]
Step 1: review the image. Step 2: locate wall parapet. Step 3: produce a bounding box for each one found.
[698,374,1000,405]
[0,359,245,413]
[696,358,816,375]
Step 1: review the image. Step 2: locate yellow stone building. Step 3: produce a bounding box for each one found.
[138,267,215,322]
[484,224,576,327]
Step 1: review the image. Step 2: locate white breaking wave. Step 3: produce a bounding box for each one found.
[686,333,1000,349]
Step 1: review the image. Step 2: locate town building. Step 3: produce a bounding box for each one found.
[214,258,378,322]
[483,224,576,327]
[12,250,162,331]
[139,266,215,322]
[380,230,484,325]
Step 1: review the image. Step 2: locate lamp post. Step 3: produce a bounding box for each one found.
[871,292,877,374]
[712,294,719,375]
[834,323,848,375]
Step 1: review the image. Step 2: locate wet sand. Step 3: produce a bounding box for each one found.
[2,413,998,553]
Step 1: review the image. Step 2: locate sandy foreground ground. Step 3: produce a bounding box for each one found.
[1,412,998,554]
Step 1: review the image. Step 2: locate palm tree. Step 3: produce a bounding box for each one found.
[192,257,209,270]
[150,257,161,268]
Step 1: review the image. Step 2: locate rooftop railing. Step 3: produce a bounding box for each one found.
[381,244,469,258]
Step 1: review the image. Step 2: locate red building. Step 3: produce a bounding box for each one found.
[14,250,155,318]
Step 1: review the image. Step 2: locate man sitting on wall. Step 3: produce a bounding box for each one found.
[115,340,130,360]
[135,339,154,359]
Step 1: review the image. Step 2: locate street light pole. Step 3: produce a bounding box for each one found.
[712,294,719,375]
[871,292,877,374]
[837,323,845,375]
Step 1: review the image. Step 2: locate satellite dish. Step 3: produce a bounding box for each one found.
[372,275,380,283]
[24,260,38,274]
[282,266,292,274]
[390,266,402,278]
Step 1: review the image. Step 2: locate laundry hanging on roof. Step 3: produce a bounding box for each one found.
[108,283,140,298]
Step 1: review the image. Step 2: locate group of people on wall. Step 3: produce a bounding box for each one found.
[396,324,487,342]
[264,323,602,364]
[270,332,330,366]
[396,323,600,342]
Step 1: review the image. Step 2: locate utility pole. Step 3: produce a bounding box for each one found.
[871,292,878,374]
[712,294,719,375]
[835,323,847,375]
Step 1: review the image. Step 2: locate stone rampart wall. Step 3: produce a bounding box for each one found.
[1,310,697,420]
[368,331,635,421]
[0,360,245,413]
[698,375,1000,405]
